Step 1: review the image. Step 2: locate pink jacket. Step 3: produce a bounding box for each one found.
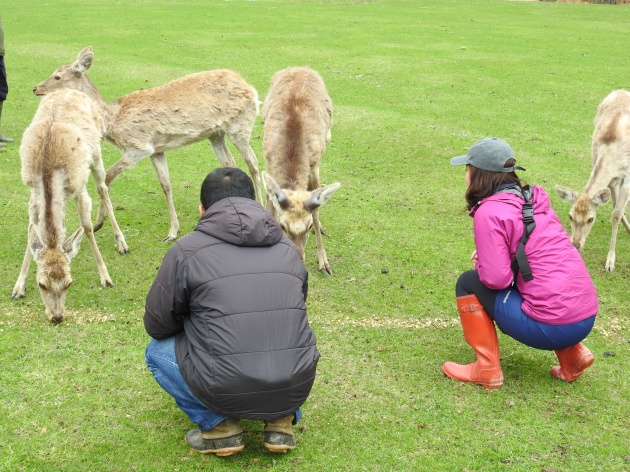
[472,185,598,325]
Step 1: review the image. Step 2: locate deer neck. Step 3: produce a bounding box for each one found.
[34,170,67,249]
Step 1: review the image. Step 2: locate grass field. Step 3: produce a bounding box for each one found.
[1,1,629,471]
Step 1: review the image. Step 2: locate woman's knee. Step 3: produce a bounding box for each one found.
[455,270,480,297]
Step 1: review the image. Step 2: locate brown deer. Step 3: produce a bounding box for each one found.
[555,89,630,271]
[261,67,340,275]
[33,47,263,241]
[11,89,129,323]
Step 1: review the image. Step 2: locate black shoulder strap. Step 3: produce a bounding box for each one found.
[510,187,535,282]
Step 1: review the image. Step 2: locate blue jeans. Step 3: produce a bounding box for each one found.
[494,288,596,351]
[145,337,227,432]
[456,270,596,351]
[145,337,302,431]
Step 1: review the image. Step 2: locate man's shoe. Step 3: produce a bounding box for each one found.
[185,418,244,456]
[263,415,296,453]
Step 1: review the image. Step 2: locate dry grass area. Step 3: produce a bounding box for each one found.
[545,0,630,4]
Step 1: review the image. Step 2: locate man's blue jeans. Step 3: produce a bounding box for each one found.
[145,337,227,432]
[145,337,302,432]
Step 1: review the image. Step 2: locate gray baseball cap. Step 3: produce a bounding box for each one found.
[450,137,526,173]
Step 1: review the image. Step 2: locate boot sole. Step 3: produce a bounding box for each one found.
[264,443,296,453]
[195,444,245,456]
[442,364,503,389]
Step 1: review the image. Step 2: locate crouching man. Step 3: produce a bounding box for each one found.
[144,167,319,456]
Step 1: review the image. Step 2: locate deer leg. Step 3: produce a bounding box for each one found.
[312,208,332,276]
[95,149,149,232]
[229,134,264,205]
[92,159,129,254]
[613,181,630,235]
[306,166,333,274]
[605,184,630,271]
[12,195,38,299]
[150,152,179,242]
[76,189,114,288]
[209,134,237,167]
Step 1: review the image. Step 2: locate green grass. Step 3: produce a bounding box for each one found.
[1,0,630,470]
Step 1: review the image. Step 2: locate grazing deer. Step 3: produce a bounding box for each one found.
[261,67,341,275]
[33,46,263,241]
[11,89,129,323]
[555,89,630,271]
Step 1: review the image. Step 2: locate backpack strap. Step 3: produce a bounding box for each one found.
[495,184,536,282]
[510,187,535,281]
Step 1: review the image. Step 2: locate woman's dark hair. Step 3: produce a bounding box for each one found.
[200,167,256,210]
[465,158,524,210]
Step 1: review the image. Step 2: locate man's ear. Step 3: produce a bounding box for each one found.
[199,204,205,217]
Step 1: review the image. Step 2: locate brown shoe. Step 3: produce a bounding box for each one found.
[263,415,296,453]
[185,418,244,456]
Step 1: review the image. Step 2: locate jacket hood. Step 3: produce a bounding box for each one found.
[195,197,283,247]
[470,184,550,217]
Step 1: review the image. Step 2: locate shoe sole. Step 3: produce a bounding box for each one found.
[264,443,296,454]
[195,444,245,456]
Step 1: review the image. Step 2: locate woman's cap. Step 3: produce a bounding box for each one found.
[450,137,526,173]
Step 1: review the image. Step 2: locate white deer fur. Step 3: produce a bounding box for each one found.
[12,89,129,323]
[261,67,340,275]
[555,89,630,271]
[34,47,263,241]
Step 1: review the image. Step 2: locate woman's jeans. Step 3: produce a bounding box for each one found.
[145,337,302,431]
[456,270,596,351]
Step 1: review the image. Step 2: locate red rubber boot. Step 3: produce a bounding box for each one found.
[550,342,594,382]
[442,294,504,389]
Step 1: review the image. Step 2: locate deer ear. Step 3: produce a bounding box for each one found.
[304,182,341,211]
[262,172,291,210]
[554,185,578,203]
[592,188,611,206]
[28,224,44,256]
[73,47,94,74]
[63,227,84,259]
[262,171,278,196]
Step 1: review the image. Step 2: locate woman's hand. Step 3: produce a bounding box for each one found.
[471,249,478,264]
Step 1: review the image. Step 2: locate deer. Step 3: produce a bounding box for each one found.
[33,46,263,242]
[555,89,630,271]
[261,66,341,275]
[11,89,129,323]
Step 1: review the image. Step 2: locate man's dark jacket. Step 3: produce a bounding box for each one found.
[144,197,319,420]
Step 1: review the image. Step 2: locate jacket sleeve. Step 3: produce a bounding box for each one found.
[473,205,514,290]
[144,243,188,339]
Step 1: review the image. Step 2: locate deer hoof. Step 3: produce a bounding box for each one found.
[319,267,333,276]
[11,292,25,300]
[93,221,103,233]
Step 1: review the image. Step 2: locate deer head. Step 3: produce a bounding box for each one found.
[263,171,340,261]
[555,184,610,250]
[29,224,84,324]
[33,47,94,97]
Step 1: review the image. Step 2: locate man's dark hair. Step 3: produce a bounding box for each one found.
[465,158,524,211]
[200,167,256,210]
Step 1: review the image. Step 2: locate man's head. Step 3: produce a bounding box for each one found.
[200,167,256,212]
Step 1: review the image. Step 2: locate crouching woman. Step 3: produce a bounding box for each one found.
[443,138,598,389]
